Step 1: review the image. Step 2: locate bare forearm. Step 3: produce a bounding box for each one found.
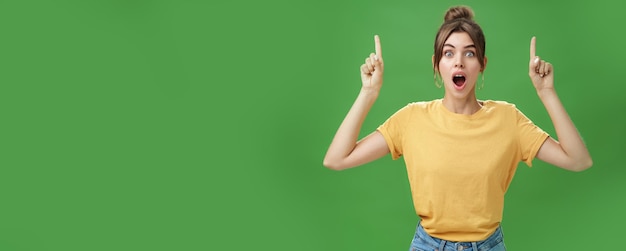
[538,89,592,167]
[324,35,386,170]
[323,89,378,168]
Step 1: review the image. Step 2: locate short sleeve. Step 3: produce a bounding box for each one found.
[516,107,550,167]
[376,104,412,160]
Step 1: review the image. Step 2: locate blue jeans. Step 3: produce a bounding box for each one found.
[409,223,506,251]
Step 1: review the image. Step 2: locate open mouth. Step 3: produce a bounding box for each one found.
[453,75,466,87]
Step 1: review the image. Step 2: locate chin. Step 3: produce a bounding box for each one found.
[445,85,476,98]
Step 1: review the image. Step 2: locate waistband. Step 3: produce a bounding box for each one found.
[415,223,504,251]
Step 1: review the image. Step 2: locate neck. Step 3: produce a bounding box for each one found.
[442,93,482,115]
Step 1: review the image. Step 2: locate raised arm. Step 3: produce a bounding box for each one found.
[323,35,390,171]
[529,37,593,172]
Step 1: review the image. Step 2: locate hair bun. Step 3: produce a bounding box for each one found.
[444,6,474,22]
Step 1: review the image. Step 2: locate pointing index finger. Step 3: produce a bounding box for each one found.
[530,36,536,60]
[375,35,382,60]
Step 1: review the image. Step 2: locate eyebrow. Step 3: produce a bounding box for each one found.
[443,44,476,49]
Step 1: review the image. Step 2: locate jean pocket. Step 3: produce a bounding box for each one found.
[409,242,432,251]
[485,241,506,251]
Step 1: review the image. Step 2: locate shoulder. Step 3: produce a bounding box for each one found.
[387,100,439,120]
[405,99,440,111]
[482,100,520,113]
[483,99,516,108]
[482,100,531,124]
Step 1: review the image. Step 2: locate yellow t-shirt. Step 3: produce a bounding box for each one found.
[377,99,549,241]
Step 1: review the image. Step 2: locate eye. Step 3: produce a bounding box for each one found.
[465,51,475,57]
[444,51,453,57]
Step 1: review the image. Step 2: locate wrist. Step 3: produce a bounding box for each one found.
[359,88,380,99]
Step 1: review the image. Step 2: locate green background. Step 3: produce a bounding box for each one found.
[1,0,624,250]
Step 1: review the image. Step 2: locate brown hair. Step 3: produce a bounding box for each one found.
[433,6,486,73]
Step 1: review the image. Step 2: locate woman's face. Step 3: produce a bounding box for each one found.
[437,32,484,98]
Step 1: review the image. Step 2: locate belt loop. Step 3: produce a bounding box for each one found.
[438,240,446,251]
[471,242,478,251]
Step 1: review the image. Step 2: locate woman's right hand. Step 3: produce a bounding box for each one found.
[360,35,384,94]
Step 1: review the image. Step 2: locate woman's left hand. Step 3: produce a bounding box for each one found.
[529,36,554,92]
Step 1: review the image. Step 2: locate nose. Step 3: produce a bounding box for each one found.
[455,56,464,68]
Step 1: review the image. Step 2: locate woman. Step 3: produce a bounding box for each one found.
[323,5,592,251]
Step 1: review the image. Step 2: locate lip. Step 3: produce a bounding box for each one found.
[452,71,466,77]
[452,71,467,90]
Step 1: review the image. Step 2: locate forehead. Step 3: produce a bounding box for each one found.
[444,32,474,47]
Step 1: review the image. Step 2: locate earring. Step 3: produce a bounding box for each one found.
[434,72,442,88]
[479,72,485,90]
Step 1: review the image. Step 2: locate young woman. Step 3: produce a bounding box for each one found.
[323,5,592,251]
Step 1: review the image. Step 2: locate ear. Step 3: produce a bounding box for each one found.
[481,56,488,72]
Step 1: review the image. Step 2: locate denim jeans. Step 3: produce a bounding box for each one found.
[409,223,506,251]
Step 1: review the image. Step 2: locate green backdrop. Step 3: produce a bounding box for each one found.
[1,0,624,250]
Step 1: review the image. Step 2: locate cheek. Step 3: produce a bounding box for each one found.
[438,60,453,70]
[473,63,484,72]
[466,59,482,71]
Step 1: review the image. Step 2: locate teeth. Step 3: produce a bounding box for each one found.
[454,75,464,77]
